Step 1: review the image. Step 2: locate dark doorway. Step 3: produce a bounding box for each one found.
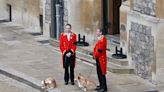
[51,0,64,39]
[7,4,12,22]
[112,0,121,35]
[55,0,64,40]
[102,0,109,35]
[51,0,56,38]
[102,0,121,35]
[39,15,43,34]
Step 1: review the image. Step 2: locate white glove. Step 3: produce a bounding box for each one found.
[66,52,72,57]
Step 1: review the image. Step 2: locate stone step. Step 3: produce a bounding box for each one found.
[77,46,93,55]
[107,57,129,66]
[52,46,134,74]
[76,49,129,66]
[50,39,59,47]
[107,62,134,74]
[76,51,134,74]
[106,35,120,46]
[50,39,134,74]
[75,41,129,66]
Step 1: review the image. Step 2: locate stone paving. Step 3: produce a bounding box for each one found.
[0,23,161,92]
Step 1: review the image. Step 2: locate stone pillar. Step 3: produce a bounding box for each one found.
[45,0,51,23]
[42,0,51,38]
[156,0,164,86]
[120,0,130,55]
[156,0,164,19]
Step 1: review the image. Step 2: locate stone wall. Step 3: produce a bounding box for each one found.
[129,22,154,81]
[0,0,9,20]
[133,0,156,16]
[156,22,164,85]
[63,0,69,26]
[45,0,51,23]
[66,0,102,44]
[120,0,130,55]
[0,0,40,32]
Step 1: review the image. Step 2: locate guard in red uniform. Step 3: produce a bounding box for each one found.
[94,28,107,92]
[60,24,77,85]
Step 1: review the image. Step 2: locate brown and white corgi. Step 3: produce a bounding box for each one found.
[41,77,56,89]
[76,74,97,91]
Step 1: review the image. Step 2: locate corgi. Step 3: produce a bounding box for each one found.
[76,74,97,91]
[41,77,56,89]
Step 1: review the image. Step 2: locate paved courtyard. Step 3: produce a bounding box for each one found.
[0,23,160,92]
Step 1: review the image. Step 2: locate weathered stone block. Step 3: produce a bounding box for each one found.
[129,22,154,81]
[133,0,156,16]
[45,0,51,23]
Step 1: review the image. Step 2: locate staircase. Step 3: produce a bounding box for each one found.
[50,38,134,74]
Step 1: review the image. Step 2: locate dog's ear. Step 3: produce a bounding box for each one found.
[78,76,80,80]
[41,80,45,85]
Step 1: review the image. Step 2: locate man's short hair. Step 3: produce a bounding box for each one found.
[97,28,103,33]
[65,24,72,29]
[97,28,105,35]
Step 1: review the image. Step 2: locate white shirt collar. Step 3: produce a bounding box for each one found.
[66,33,71,41]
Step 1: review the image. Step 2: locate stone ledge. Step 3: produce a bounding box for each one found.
[128,11,160,24]
[0,64,61,92]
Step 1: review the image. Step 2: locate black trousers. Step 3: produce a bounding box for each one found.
[63,51,75,83]
[96,59,107,90]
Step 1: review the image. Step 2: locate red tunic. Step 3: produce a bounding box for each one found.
[94,36,107,75]
[60,32,77,68]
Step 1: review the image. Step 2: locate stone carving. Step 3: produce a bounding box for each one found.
[129,22,154,81]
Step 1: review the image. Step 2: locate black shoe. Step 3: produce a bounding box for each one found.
[65,82,68,85]
[71,82,75,85]
[95,86,101,90]
[97,89,105,92]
